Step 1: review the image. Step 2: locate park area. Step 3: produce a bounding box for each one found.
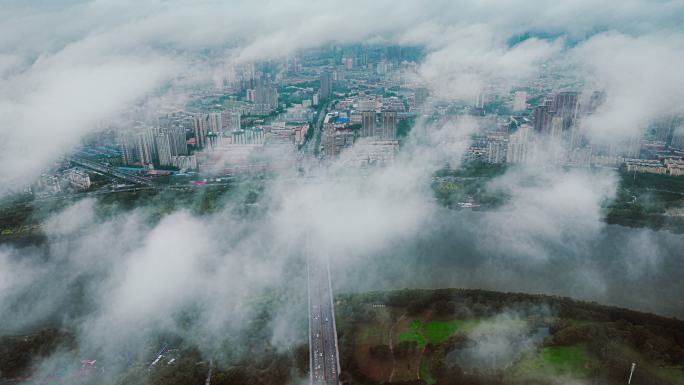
[335,289,684,385]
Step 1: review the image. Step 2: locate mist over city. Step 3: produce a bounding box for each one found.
[1,1,684,385]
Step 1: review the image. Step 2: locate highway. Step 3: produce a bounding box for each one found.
[308,255,340,385]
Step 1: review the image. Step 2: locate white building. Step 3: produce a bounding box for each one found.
[513,91,527,111]
[63,168,91,190]
[506,124,530,164]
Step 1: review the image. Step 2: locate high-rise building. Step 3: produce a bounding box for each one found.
[208,113,222,134]
[193,114,210,149]
[533,104,552,134]
[376,61,389,75]
[320,72,332,100]
[291,57,303,73]
[246,89,256,103]
[254,86,278,114]
[120,125,162,167]
[671,126,684,150]
[120,134,138,165]
[361,111,376,137]
[381,111,397,139]
[221,111,241,131]
[552,91,579,130]
[586,90,606,115]
[507,125,530,164]
[549,116,564,140]
[323,123,335,157]
[513,91,527,111]
[155,132,173,167]
[414,88,429,107]
[136,129,155,167]
[162,126,187,156]
[475,94,486,109]
[158,112,189,157]
[487,137,508,164]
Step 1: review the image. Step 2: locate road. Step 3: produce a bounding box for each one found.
[304,101,332,156]
[65,156,155,186]
[308,255,340,385]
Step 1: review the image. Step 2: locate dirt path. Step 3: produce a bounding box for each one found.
[387,312,406,383]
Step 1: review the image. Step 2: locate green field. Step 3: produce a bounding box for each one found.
[511,344,594,380]
[539,345,592,374]
[399,320,427,347]
[399,319,481,348]
[423,319,480,345]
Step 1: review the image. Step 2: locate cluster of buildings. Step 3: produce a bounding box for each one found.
[462,90,684,176]
[624,158,684,176]
[130,51,419,174]
[32,167,92,196]
[119,114,197,172]
[320,94,403,163]
[25,42,684,201]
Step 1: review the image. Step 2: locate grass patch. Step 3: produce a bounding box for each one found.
[420,357,436,385]
[541,346,590,373]
[423,319,479,345]
[399,319,480,348]
[399,320,427,348]
[512,345,594,379]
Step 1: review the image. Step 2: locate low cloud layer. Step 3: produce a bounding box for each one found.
[2,0,684,187]
[1,1,684,383]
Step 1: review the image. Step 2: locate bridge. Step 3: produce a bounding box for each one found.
[308,255,341,385]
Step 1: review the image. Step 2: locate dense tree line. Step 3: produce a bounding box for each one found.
[4,288,684,385]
